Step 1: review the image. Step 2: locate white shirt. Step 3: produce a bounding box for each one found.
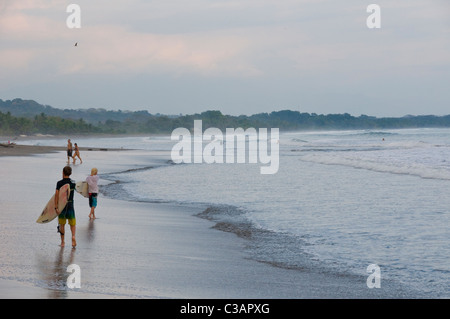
[86,175,99,193]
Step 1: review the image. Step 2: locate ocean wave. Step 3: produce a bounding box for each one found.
[291,147,385,153]
[299,153,450,180]
[290,138,308,143]
[196,205,335,273]
[289,140,438,154]
[353,131,400,137]
[103,178,327,274]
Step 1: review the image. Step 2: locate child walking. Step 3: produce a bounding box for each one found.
[86,168,99,219]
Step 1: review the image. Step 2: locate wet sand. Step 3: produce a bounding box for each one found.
[0,144,64,157]
[0,146,421,299]
[0,143,114,157]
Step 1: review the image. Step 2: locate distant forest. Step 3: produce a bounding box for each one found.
[1,98,450,136]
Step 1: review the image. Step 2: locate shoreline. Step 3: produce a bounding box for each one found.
[1,132,165,142]
[0,143,123,157]
[0,144,429,299]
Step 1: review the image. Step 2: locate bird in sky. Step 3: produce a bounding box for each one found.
[74,42,78,47]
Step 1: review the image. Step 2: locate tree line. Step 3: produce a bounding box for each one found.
[0,112,101,135]
[2,100,450,136]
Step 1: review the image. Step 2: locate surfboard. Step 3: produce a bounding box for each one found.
[36,183,71,224]
[75,181,89,198]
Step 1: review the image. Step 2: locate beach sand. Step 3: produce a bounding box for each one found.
[0,143,64,157]
[0,144,421,299]
[0,143,116,157]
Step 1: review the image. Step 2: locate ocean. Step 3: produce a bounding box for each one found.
[23,127,450,298]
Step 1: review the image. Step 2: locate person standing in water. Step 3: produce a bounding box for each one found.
[86,168,99,219]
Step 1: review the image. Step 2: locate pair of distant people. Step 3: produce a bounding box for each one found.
[67,139,82,164]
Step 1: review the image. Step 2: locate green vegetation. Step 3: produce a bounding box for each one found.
[1,98,450,136]
[0,111,101,135]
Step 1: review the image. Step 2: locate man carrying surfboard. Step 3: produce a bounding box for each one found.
[55,166,77,248]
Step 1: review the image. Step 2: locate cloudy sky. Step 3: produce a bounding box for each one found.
[1,0,449,116]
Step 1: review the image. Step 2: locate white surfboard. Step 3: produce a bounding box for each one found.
[75,181,89,198]
[36,183,70,224]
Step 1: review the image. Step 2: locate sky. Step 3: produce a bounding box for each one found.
[0,0,449,117]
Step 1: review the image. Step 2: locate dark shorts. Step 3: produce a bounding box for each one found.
[58,202,76,226]
[67,149,73,157]
[89,193,98,208]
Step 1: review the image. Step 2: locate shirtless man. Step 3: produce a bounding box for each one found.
[67,139,73,164]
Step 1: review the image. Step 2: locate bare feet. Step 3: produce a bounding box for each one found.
[58,225,65,247]
[72,236,77,248]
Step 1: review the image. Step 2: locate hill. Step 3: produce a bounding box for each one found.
[1,98,450,136]
[0,98,153,124]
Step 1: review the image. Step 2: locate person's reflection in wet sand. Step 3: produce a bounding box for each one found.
[87,219,95,243]
[36,246,76,298]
